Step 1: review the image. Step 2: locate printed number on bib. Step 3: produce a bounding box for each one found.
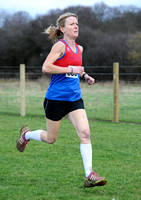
[66,73,78,78]
[66,66,78,78]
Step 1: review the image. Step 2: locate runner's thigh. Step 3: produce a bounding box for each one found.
[46,118,61,140]
[68,109,90,137]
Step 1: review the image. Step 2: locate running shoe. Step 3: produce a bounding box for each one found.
[84,171,107,187]
[16,125,30,152]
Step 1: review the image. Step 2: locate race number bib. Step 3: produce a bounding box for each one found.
[66,66,78,78]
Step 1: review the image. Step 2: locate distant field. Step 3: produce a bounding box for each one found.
[0,79,141,123]
[0,114,140,200]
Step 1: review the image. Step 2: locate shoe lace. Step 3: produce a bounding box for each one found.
[88,171,100,181]
[92,171,98,177]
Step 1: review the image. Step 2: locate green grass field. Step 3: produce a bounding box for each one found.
[0,114,140,200]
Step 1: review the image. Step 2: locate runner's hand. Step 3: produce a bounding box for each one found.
[84,74,95,85]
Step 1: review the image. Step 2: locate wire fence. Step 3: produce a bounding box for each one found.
[0,65,141,124]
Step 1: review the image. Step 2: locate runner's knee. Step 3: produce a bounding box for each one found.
[46,137,57,144]
[83,128,90,139]
[80,128,90,142]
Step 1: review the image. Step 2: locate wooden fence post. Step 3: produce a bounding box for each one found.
[20,64,25,116]
[113,62,119,122]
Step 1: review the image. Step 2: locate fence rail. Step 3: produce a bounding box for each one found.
[0,64,141,124]
[1,65,141,79]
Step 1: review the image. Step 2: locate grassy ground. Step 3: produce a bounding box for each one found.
[0,114,140,200]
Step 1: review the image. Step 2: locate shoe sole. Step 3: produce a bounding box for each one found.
[84,178,107,187]
[20,125,29,135]
[16,141,25,152]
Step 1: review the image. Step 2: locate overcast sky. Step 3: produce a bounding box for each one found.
[0,0,141,17]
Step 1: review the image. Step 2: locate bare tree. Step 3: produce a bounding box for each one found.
[128,32,141,65]
[0,4,141,80]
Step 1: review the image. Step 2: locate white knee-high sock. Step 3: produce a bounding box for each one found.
[80,143,92,177]
[25,130,43,141]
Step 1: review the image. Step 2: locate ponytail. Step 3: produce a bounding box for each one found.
[44,25,63,44]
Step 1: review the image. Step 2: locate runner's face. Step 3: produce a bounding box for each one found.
[62,16,79,39]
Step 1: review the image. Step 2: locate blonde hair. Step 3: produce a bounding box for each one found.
[44,12,78,44]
